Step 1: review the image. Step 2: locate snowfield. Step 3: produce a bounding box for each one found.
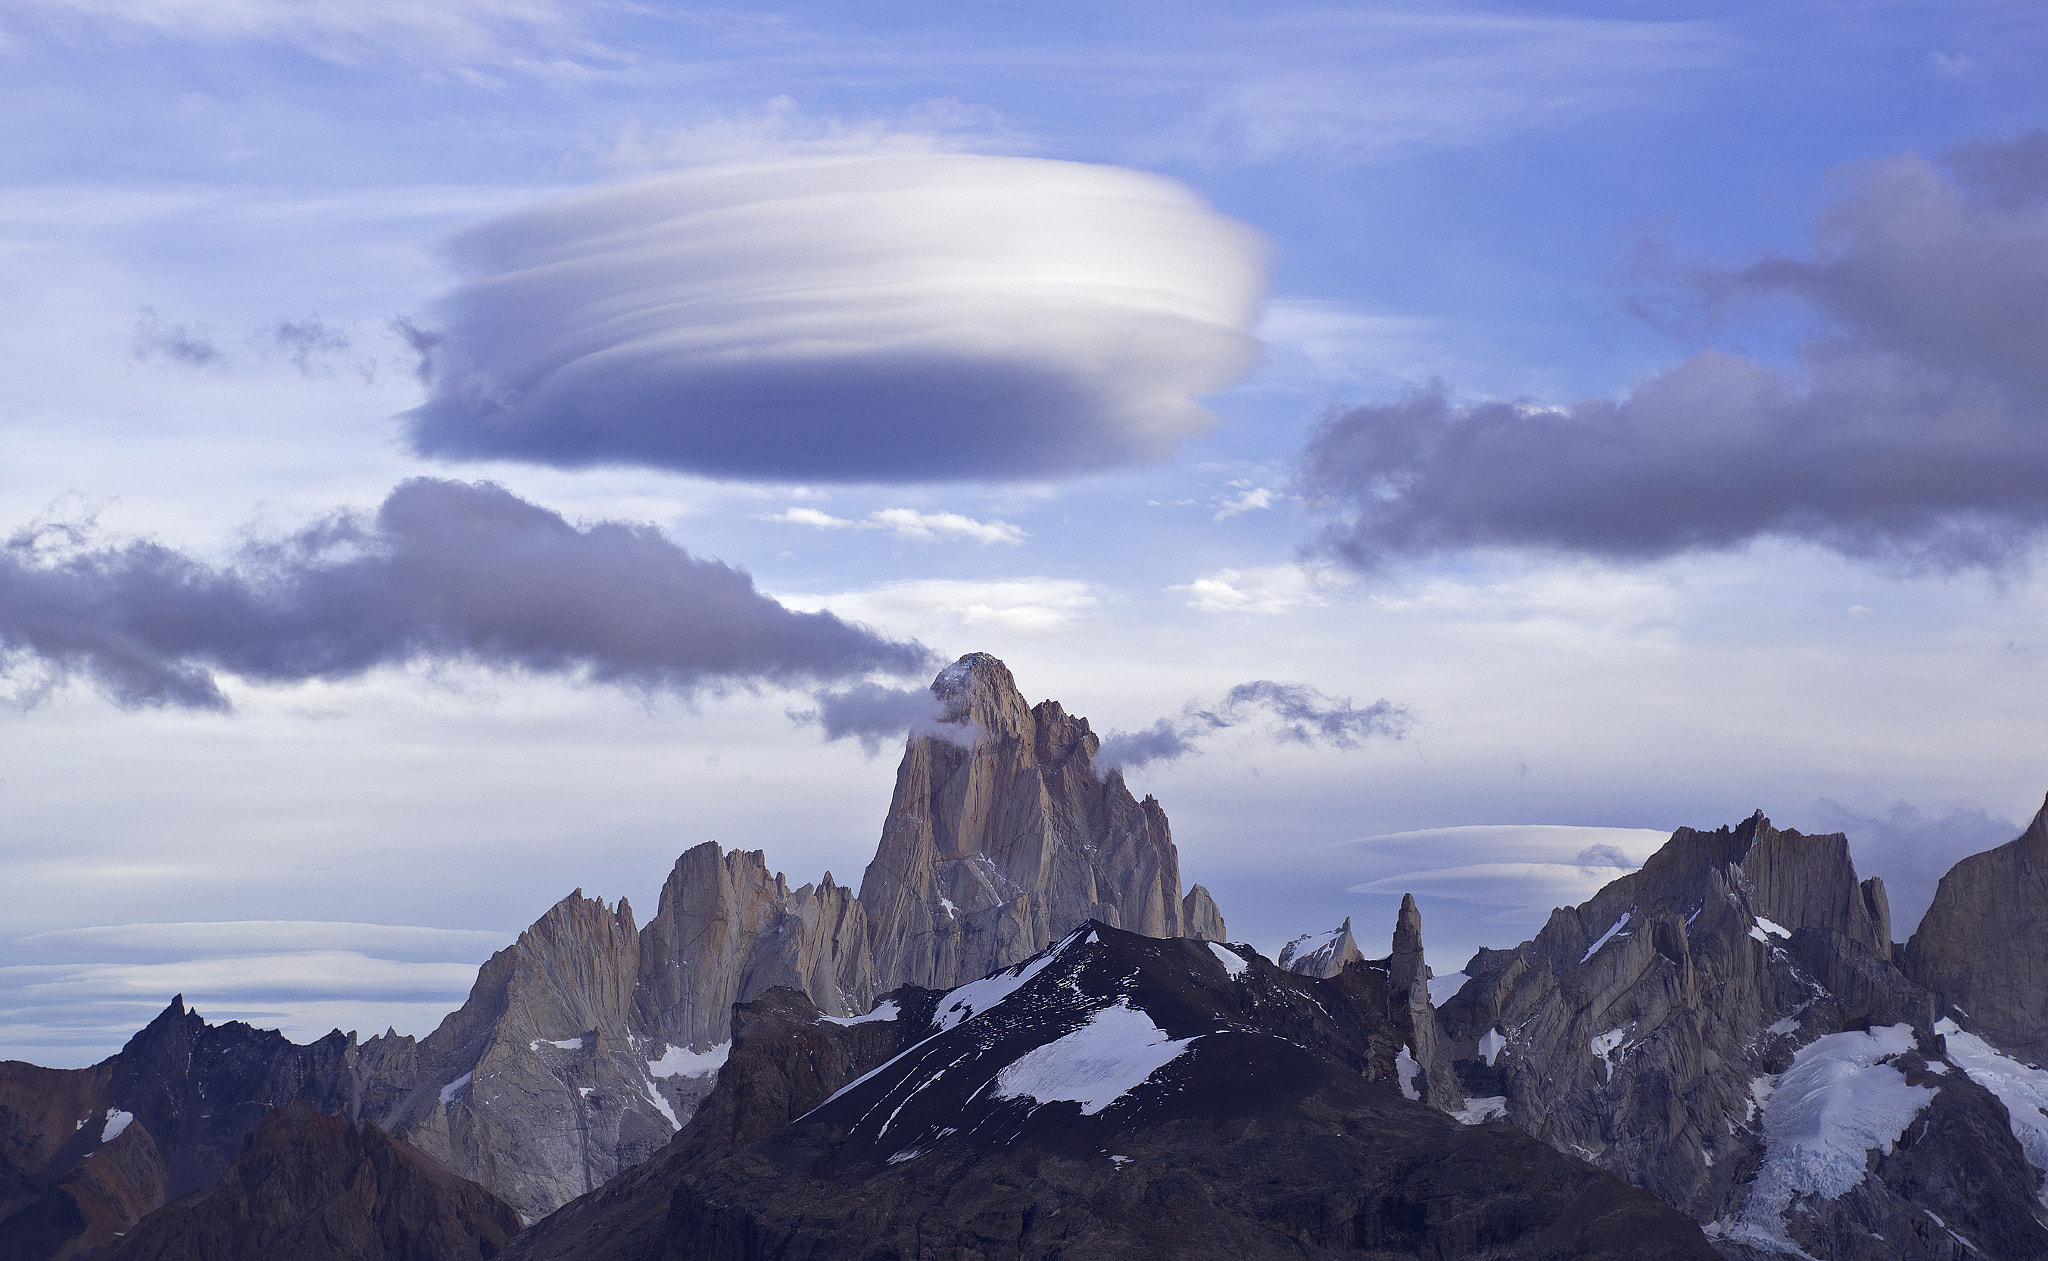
[991,1001,1197,1116]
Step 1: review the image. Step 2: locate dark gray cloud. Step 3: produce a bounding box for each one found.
[793,681,972,754]
[1810,798,2022,937]
[0,478,934,711]
[1099,680,1412,770]
[131,308,222,367]
[1301,132,2048,572]
[404,155,1264,483]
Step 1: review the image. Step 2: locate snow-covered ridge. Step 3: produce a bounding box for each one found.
[1205,941,1247,978]
[933,927,1090,1032]
[1938,1018,2048,1205]
[1580,910,1632,964]
[823,1000,901,1027]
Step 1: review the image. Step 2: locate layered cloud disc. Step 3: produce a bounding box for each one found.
[407,154,1268,482]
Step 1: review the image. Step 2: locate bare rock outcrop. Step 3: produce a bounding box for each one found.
[1277,917,1365,977]
[1903,793,2048,1066]
[1182,883,1227,941]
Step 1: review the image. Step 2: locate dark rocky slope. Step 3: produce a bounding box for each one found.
[97,1102,520,1261]
[503,921,1715,1261]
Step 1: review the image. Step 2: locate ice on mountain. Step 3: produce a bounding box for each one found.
[1395,1047,1421,1100]
[1938,1018,2048,1205]
[991,1000,1198,1116]
[1477,1027,1507,1067]
[822,1000,901,1027]
[101,1109,134,1142]
[1453,1096,1507,1125]
[1581,911,1632,964]
[1724,1024,1937,1252]
[648,1040,730,1078]
[1754,915,1792,938]
[1204,941,1247,978]
[439,1071,474,1104]
[1590,1026,1630,1081]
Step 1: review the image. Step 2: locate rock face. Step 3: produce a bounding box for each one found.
[1903,793,2048,1066]
[859,654,1194,989]
[0,996,360,1261]
[503,922,1717,1261]
[98,1101,521,1261]
[1433,810,2048,1260]
[1278,917,1365,977]
[343,652,1231,1219]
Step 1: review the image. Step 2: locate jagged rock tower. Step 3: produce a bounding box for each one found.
[860,653,1199,990]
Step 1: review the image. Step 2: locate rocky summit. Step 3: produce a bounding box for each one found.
[8,654,2048,1261]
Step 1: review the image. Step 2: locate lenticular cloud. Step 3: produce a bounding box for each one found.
[406,155,1268,482]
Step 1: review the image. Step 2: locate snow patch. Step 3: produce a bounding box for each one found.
[992,1001,1198,1116]
[1477,1027,1507,1067]
[101,1109,133,1142]
[938,897,957,919]
[1395,1047,1420,1101]
[640,1078,680,1129]
[822,1001,901,1027]
[1427,972,1468,1006]
[530,1037,583,1052]
[1453,1096,1507,1125]
[1205,942,1247,978]
[648,1041,730,1078]
[934,934,1077,1032]
[439,1072,473,1104]
[1109,1154,1131,1166]
[1590,1026,1631,1081]
[1937,1019,2048,1205]
[1724,1024,1937,1253]
[1754,915,1792,938]
[1767,1016,1802,1036]
[1580,911,1632,964]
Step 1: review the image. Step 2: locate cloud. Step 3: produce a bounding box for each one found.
[1809,799,2022,937]
[1170,563,1351,614]
[1213,484,1276,520]
[17,921,512,961]
[24,0,610,76]
[779,577,1100,638]
[758,506,1025,545]
[0,478,934,711]
[604,96,1025,170]
[405,154,1266,483]
[1300,133,2048,573]
[791,681,975,755]
[1098,679,1412,770]
[131,307,221,367]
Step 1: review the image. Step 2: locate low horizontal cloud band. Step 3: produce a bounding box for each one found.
[406,154,1267,482]
[0,478,934,710]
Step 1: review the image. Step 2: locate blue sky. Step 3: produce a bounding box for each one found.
[3,0,2045,1064]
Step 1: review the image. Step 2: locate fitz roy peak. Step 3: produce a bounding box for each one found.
[354,653,1228,1219]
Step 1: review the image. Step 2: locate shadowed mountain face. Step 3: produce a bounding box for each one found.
[1434,810,2048,1260]
[502,921,1717,1261]
[1903,794,2048,1066]
[97,1102,521,1261]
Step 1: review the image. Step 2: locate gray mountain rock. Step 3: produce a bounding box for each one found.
[1182,883,1227,941]
[1278,917,1364,977]
[1433,810,2048,1260]
[1903,793,2048,1066]
[859,653,1193,990]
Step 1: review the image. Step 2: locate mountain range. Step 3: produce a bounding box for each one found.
[3,653,2045,1260]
